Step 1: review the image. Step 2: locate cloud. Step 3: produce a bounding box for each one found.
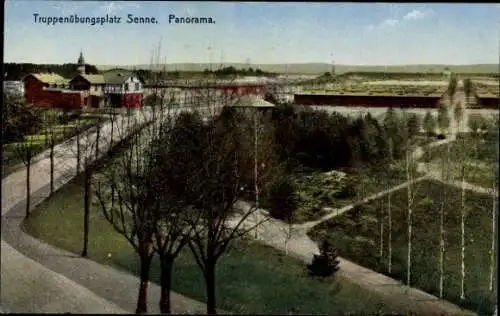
[403,9,432,20]
[382,19,399,26]
[98,2,141,15]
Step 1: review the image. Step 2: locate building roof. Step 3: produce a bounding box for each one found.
[102,70,134,85]
[24,73,69,85]
[70,74,106,85]
[232,95,275,108]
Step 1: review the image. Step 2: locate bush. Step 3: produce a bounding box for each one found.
[266,174,298,220]
[307,239,340,277]
[334,176,358,199]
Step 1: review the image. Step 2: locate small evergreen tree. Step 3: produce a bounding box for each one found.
[307,238,340,277]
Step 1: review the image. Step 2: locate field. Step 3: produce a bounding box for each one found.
[22,173,396,315]
[2,113,105,177]
[308,179,498,315]
[304,82,447,97]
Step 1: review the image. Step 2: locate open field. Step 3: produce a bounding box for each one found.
[22,173,395,315]
[2,114,105,177]
[305,82,447,96]
[308,179,498,315]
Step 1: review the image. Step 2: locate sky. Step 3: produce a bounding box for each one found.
[4,1,500,66]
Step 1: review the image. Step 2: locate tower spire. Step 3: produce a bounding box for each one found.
[77,50,86,75]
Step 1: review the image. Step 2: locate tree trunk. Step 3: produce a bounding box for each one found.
[26,160,31,218]
[81,167,91,258]
[460,162,466,301]
[95,125,100,160]
[204,260,217,315]
[110,118,115,151]
[380,199,384,258]
[490,188,497,292]
[136,244,153,314]
[159,255,174,314]
[76,133,81,176]
[439,142,449,298]
[50,144,55,194]
[406,148,413,290]
[254,112,259,239]
[388,191,392,274]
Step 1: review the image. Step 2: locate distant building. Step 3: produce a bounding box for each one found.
[3,81,25,97]
[23,52,144,109]
[294,93,445,109]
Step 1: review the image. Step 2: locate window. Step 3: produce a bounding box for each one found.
[135,83,140,91]
[125,83,129,91]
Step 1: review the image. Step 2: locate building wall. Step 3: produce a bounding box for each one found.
[4,81,25,97]
[294,94,442,109]
[107,92,143,108]
[478,97,500,109]
[123,77,143,93]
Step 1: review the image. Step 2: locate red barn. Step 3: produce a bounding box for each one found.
[23,73,71,108]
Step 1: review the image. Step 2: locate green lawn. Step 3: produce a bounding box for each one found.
[2,115,105,177]
[308,179,498,315]
[22,173,396,315]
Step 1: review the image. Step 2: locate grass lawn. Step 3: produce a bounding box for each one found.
[2,115,105,178]
[308,179,498,315]
[22,174,395,315]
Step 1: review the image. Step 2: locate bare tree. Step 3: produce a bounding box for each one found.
[437,103,450,137]
[151,110,202,314]
[14,105,43,218]
[43,110,59,195]
[486,117,499,292]
[93,118,156,314]
[182,109,267,314]
[462,78,473,107]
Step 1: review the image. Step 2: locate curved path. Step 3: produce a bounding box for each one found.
[1,107,216,314]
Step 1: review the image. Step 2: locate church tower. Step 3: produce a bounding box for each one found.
[77,50,86,75]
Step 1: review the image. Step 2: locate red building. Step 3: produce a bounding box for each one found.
[22,52,144,109]
[294,93,445,109]
[23,73,86,109]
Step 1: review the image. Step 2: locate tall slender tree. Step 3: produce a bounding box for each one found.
[183,108,267,315]
[93,115,156,314]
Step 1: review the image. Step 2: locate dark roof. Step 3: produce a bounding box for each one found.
[102,70,143,85]
[69,74,106,85]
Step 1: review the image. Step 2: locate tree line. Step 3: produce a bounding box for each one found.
[4,63,100,80]
[205,66,277,77]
